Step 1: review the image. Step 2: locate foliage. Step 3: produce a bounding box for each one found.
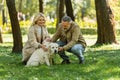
[109,0,120,19]
[13,0,120,22]
[1,19,120,36]
[0,34,120,80]
[15,0,39,17]
[1,0,120,30]
[0,15,2,26]
[76,19,97,28]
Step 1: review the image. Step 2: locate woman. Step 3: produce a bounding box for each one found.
[22,13,50,64]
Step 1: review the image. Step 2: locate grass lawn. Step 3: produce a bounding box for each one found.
[0,34,120,80]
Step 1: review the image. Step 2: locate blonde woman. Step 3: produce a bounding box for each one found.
[22,13,50,64]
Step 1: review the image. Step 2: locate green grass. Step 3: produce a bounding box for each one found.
[0,34,120,80]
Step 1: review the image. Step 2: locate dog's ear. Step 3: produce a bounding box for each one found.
[56,43,59,47]
[47,43,52,48]
[48,43,53,47]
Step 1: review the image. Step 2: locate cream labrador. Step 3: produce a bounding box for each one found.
[26,42,59,67]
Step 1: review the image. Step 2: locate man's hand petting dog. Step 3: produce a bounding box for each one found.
[58,47,64,51]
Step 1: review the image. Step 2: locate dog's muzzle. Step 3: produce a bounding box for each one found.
[54,50,58,53]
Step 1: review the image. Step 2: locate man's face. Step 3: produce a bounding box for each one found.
[61,21,70,29]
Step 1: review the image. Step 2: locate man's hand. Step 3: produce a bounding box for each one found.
[58,47,64,51]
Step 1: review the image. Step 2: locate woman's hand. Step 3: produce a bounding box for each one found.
[41,44,48,52]
[45,37,52,42]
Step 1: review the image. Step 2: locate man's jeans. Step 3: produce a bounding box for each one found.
[57,41,85,61]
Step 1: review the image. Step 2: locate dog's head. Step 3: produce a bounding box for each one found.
[49,43,59,54]
[42,41,59,54]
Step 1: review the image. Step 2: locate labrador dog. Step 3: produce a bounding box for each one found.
[26,41,59,67]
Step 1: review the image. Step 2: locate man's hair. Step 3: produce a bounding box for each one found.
[62,16,72,22]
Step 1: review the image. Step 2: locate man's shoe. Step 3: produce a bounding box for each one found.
[79,59,84,64]
[22,61,27,65]
[61,60,71,64]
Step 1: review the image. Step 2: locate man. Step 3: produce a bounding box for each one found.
[51,16,87,64]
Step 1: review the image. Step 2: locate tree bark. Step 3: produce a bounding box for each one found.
[65,0,75,21]
[18,0,22,12]
[2,9,6,25]
[95,0,117,44]
[39,0,43,13]
[6,0,23,53]
[0,0,4,43]
[0,28,3,43]
[56,0,65,28]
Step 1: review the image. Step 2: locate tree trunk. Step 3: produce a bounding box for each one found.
[6,0,23,53]
[18,0,22,12]
[0,28,3,43]
[95,0,117,44]
[65,0,75,21]
[2,9,6,25]
[39,0,43,13]
[56,0,65,28]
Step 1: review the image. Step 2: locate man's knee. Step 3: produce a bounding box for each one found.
[71,45,80,53]
[71,44,84,52]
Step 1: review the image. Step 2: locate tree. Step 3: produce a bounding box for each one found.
[95,0,118,44]
[18,0,22,12]
[39,0,43,13]
[6,0,23,52]
[0,0,4,43]
[2,9,6,25]
[65,0,74,21]
[56,0,65,28]
[0,28,3,43]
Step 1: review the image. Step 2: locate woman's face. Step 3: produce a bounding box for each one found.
[36,16,45,26]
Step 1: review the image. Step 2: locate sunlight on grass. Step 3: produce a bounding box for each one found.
[106,67,120,74]
[2,34,13,43]
[84,35,97,46]
[93,44,120,51]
